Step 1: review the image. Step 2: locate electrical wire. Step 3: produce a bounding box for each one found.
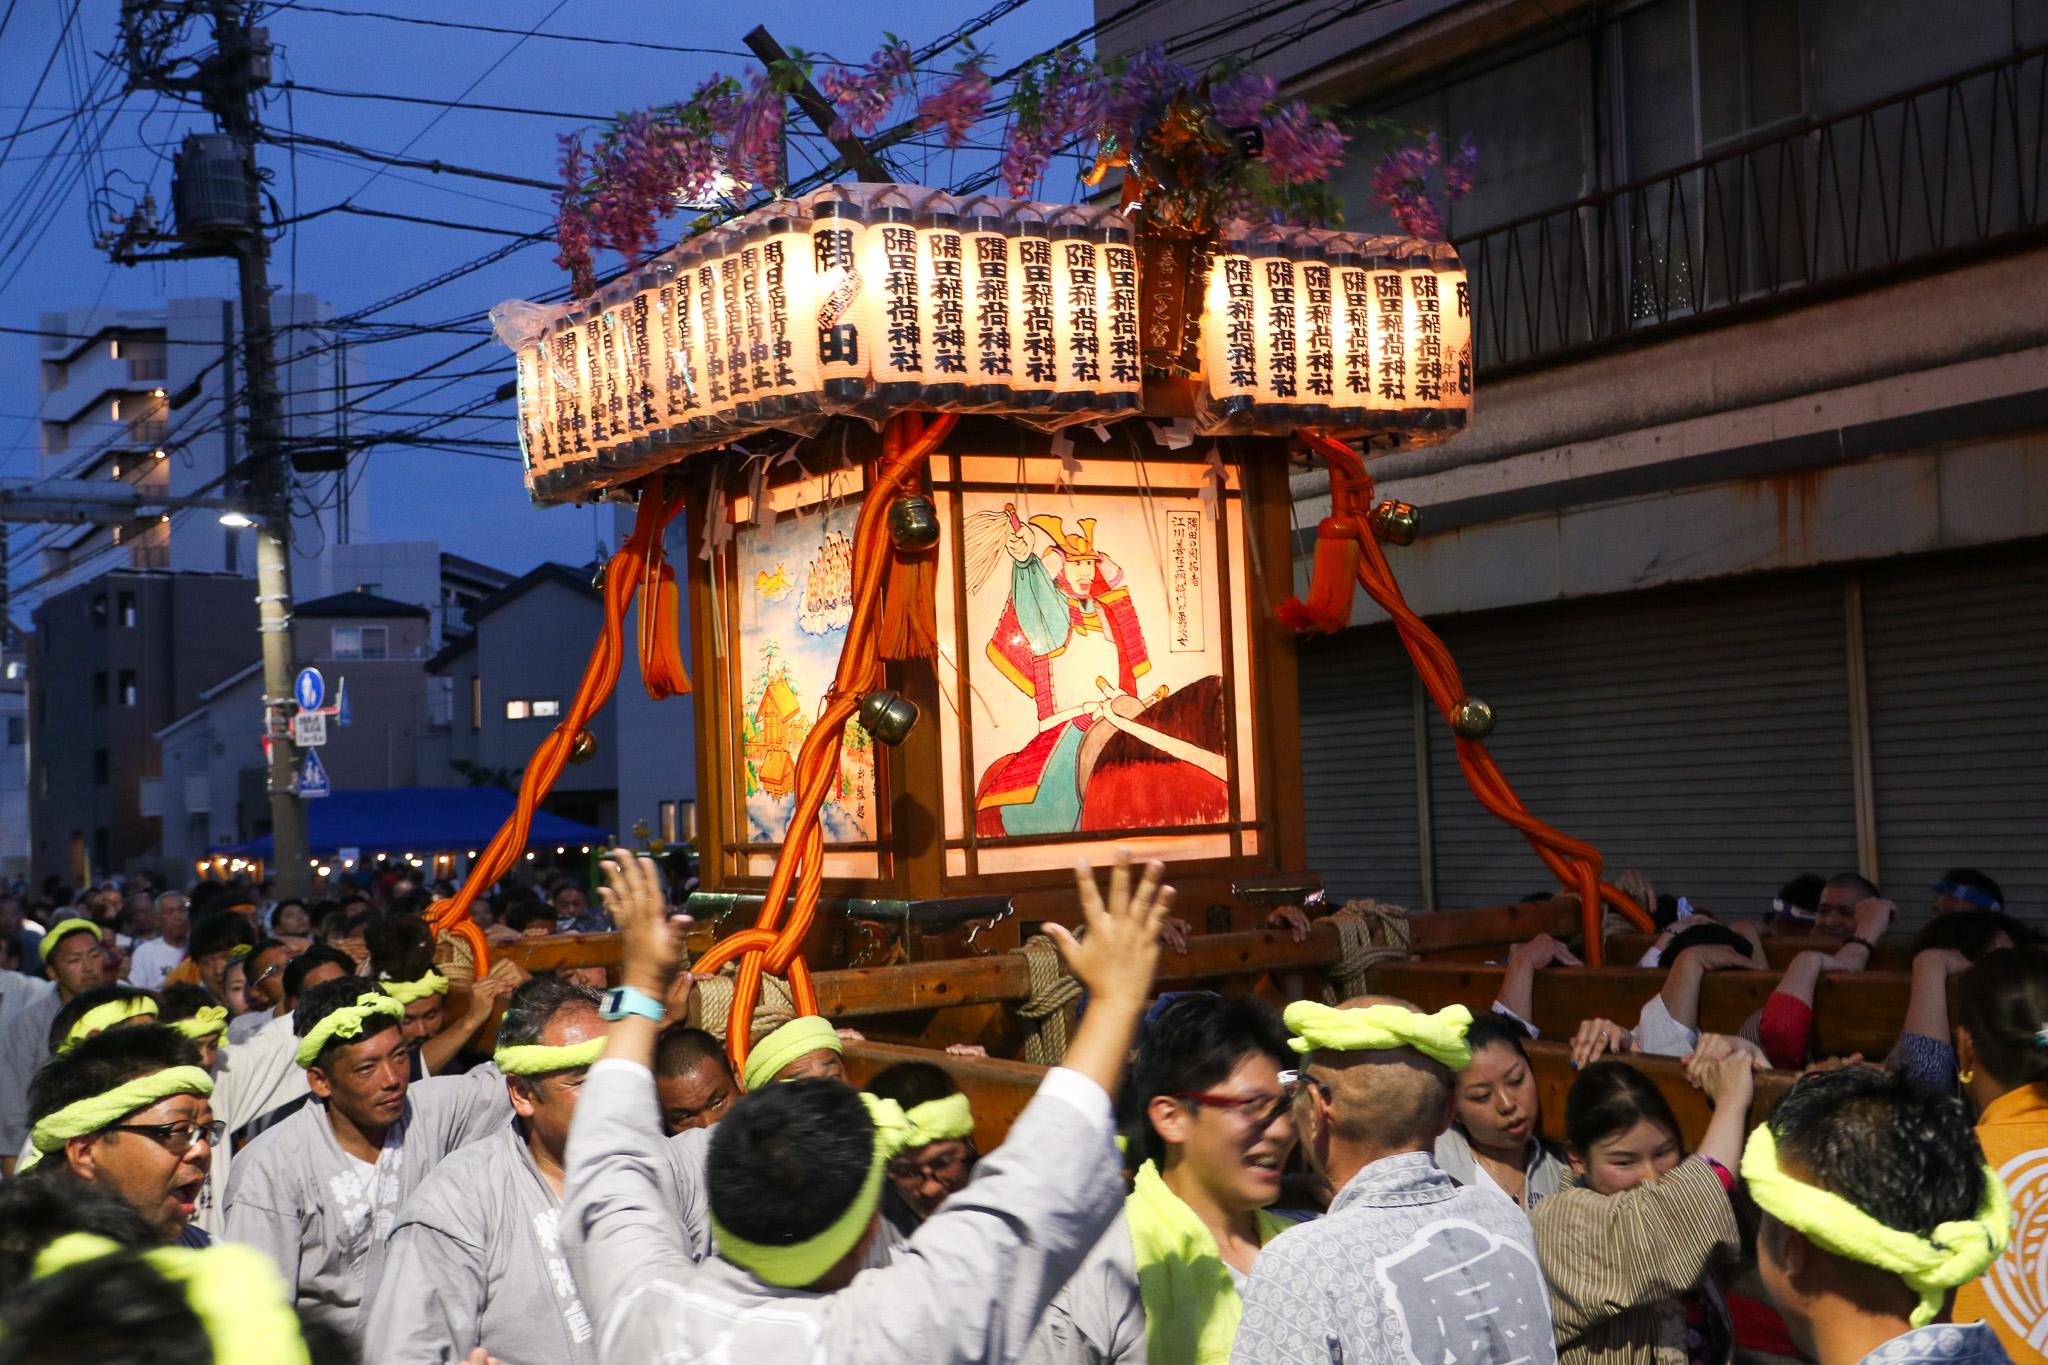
[275,81,609,123]
[256,2,750,58]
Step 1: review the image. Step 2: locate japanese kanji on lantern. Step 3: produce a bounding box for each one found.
[507,183,1471,505]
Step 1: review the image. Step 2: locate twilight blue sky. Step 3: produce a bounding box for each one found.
[0,0,1094,597]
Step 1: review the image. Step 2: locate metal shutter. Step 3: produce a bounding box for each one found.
[1298,630,1423,904]
[1297,573,1861,913]
[1862,544,2048,926]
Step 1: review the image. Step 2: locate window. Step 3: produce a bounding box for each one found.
[503,698,561,721]
[356,582,382,596]
[118,670,137,706]
[92,672,109,706]
[505,700,529,720]
[470,677,482,732]
[117,591,135,627]
[331,626,388,659]
[532,699,561,717]
[91,595,108,627]
[92,749,109,784]
[6,718,21,746]
[4,661,22,680]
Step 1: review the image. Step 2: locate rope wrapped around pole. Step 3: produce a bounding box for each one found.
[1282,431,1653,963]
[692,412,959,1075]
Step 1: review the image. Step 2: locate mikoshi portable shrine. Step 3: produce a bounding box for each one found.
[432,173,1654,1069]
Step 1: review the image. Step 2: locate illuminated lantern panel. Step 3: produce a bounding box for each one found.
[506,182,1469,501]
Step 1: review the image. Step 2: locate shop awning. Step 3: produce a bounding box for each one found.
[206,787,612,860]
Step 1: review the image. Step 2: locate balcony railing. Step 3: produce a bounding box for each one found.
[1454,42,2048,377]
[126,357,166,382]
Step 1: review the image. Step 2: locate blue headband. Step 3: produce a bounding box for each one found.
[1934,881,2001,913]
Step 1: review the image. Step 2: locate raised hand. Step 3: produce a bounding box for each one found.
[1047,849,1174,1009]
[599,849,686,998]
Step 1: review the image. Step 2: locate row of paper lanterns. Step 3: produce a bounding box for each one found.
[512,183,1471,491]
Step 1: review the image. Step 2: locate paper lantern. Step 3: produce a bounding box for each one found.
[651,273,690,434]
[546,322,586,463]
[597,296,641,447]
[1295,231,1334,428]
[1098,207,1142,414]
[958,195,1016,410]
[864,188,926,406]
[1403,240,1447,417]
[1436,240,1473,426]
[1247,226,1298,413]
[1011,204,1058,410]
[1202,222,1257,419]
[627,280,659,436]
[734,220,772,423]
[513,333,553,478]
[1050,206,1102,414]
[717,234,755,423]
[692,235,734,426]
[1327,233,1372,429]
[1364,237,1410,418]
[916,199,968,408]
[810,190,871,407]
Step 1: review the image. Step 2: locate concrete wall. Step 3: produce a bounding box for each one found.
[290,610,433,791]
[469,574,617,833]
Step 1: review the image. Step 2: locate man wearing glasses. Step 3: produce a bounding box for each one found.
[226,938,294,1045]
[17,1023,221,1248]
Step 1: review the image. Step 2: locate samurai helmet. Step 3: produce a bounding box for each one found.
[1028,514,1101,561]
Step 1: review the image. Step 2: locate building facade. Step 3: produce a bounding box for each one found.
[1102,0,2048,926]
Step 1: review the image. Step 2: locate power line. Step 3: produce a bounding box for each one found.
[258,2,751,58]
[260,129,556,190]
[275,81,608,123]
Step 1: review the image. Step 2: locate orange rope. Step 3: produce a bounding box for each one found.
[1290,431,1653,962]
[427,476,691,972]
[695,412,958,1073]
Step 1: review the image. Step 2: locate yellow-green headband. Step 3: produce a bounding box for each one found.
[36,1233,310,1365]
[170,1006,228,1041]
[20,1065,214,1172]
[1742,1122,2010,1327]
[40,918,99,964]
[495,1037,608,1075]
[742,1015,843,1091]
[60,997,159,1052]
[294,993,405,1068]
[711,1092,912,1287]
[1283,1000,1474,1071]
[379,971,449,1004]
[902,1092,975,1146]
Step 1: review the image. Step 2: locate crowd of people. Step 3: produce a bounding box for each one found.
[0,851,2031,1365]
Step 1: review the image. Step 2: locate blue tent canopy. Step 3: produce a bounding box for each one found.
[207,787,612,860]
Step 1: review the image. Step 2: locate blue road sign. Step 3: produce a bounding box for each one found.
[294,667,325,711]
[299,748,331,799]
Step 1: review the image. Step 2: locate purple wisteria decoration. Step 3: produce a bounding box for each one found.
[1371,132,1476,241]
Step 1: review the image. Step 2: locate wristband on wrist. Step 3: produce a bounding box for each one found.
[599,986,666,1024]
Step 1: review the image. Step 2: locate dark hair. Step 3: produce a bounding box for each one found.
[292,977,397,1069]
[363,916,435,983]
[654,1025,733,1081]
[1957,947,2048,1089]
[245,936,290,967]
[1665,922,1755,962]
[0,1176,154,1293]
[1911,910,2038,961]
[1824,872,1881,904]
[1774,874,1825,919]
[1564,1061,1682,1157]
[1463,1011,1535,1057]
[26,1026,203,1136]
[1769,1066,1985,1238]
[1128,993,1292,1166]
[496,976,602,1050]
[864,1060,960,1111]
[47,987,158,1055]
[503,902,557,934]
[186,912,254,962]
[1940,868,2006,910]
[154,985,214,1027]
[707,1080,876,1246]
[282,946,356,1003]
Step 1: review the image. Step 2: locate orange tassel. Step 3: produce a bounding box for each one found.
[877,545,939,659]
[640,563,693,698]
[1277,517,1363,632]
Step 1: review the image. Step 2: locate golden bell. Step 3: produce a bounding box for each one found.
[567,728,599,764]
[887,495,941,551]
[857,689,919,746]
[1370,500,1420,546]
[1450,697,1494,741]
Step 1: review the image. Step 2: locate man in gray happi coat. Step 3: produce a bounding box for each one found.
[0,919,102,1171]
[560,847,1174,1365]
[1231,996,1559,1365]
[221,975,510,1337]
[361,975,612,1365]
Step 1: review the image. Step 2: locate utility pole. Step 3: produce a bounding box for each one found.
[109,0,310,896]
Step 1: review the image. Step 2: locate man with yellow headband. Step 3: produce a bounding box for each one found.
[563,846,1172,1364]
[0,917,108,1174]
[1750,1066,2014,1365]
[19,1024,218,1249]
[221,974,513,1336]
[1231,996,1558,1365]
[362,976,607,1365]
